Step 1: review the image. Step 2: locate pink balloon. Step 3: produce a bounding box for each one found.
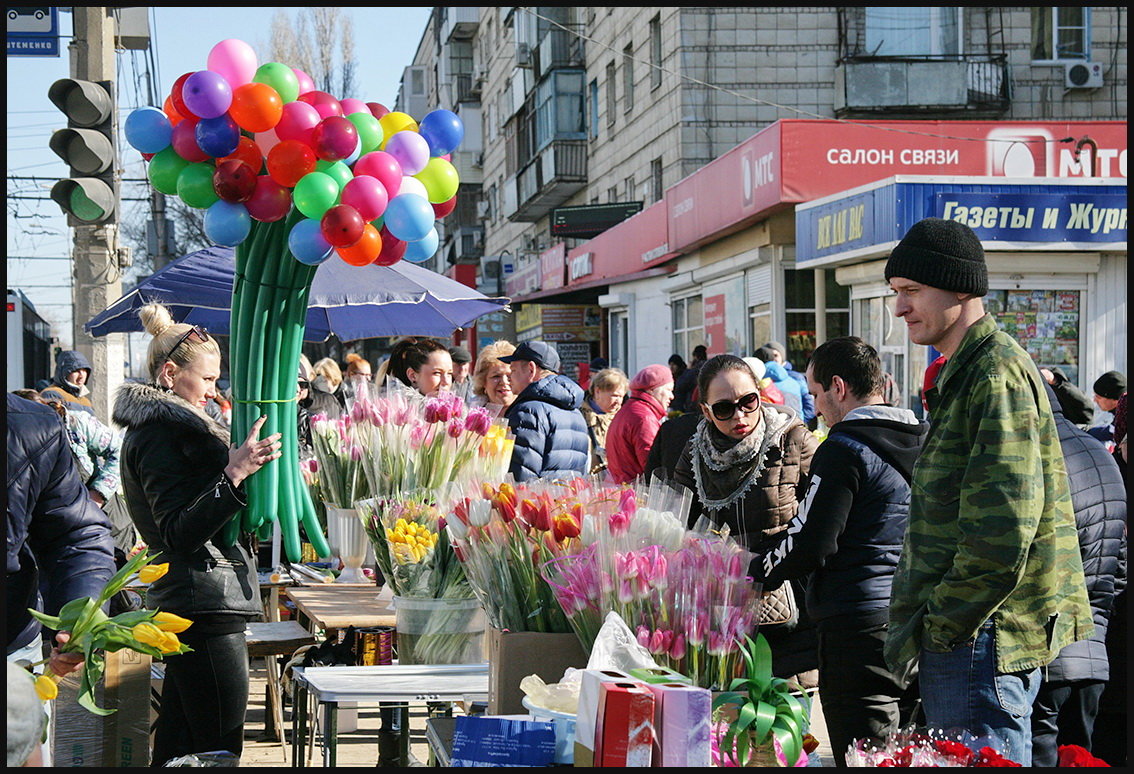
[171,118,210,162]
[353,151,403,198]
[313,102,343,120]
[339,98,368,116]
[275,100,321,146]
[311,116,359,162]
[208,39,258,89]
[294,69,316,95]
[340,175,389,222]
[253,127,281,160]
[385,130,431,175]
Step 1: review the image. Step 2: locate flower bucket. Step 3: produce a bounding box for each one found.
[325,505,369,583]
[393,596,486,665]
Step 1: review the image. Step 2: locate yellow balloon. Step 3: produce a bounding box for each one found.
[414,157,460,203]
[378,112,419,149]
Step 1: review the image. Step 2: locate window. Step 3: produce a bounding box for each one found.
[623,43,634,113]
[605,61,617,127]
[1032,7,1089,60]
[865,7,960,57]
[609,309,630,372]
[672,295,704,363]
[534,70,586,151]
[650,157,663,204]
[588,78,599,139]
[607,186,618,204]
[783,269,850,366]
[624,176,635,201]
[649,15,662,90]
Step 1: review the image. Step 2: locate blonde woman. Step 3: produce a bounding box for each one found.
[470,340,517,411]
[113,302,279,765]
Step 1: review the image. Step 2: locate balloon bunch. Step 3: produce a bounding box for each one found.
[124,38,465,267]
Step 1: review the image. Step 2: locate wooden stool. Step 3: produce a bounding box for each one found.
[246,621,317,755]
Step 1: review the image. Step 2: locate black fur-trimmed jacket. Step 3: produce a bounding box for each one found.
[113,382,261,620]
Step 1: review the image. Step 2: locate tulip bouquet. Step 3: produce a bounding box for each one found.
[25,551,193,716]
[845,728,1022,767]
[308,410,370,509]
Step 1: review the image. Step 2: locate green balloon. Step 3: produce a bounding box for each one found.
[415,157,460,203]
[253,62,300,103]
[148,147,190,195]
[316,159,353,191]
[177,162,219,209]
[347,112,383,155]
[293,171,340,219]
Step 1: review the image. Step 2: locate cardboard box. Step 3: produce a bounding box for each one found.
[645,682,712,767]
[486,626,589,715]
[53,649,152,767]
[573,668,633,767]
[595,681,655,767]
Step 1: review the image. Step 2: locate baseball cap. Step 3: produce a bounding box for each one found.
[499,341,560,373]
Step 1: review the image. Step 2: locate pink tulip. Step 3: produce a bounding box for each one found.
[669,631,686,661]
[464,407,491,436]
[636,625,651,649]
[447,417,464,439]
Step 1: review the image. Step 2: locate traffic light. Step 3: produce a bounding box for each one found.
[48,78,118,225]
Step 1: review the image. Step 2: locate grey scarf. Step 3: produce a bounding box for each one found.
[688,405,795,513]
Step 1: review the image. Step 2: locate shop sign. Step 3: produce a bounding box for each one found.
[568,252,593,282]
[703,294,727,353]
[541,305,602,343]
[565,200,677,288]
[540,243,567,290]
[937,192,1127,242]
[505,259,542,298]
[514,304,543,333]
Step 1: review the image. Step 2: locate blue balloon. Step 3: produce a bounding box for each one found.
[124,107,173,154]
[344,134,364,166]
[204,200,251,247]
[195,114,240,158]
[288,218,334,265]
[383,193,435,243]
[402,227,439,263]
[418,109,464,157]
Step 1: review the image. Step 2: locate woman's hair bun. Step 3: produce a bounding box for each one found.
[138,302,176,337]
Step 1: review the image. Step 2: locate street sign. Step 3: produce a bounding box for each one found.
[6,7,59,57]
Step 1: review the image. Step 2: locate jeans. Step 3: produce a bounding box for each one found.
[818,622,921,767]
[919,621,1042,766]
[1030,679,1105,767]
[151,630,249,767]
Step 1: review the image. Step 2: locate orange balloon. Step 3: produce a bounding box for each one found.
[221,136,265,175]
[229,82,284,134]
[163,95,185,126]
[336,224,382,266]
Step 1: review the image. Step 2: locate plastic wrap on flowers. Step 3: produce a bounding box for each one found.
[845,727,1022,767]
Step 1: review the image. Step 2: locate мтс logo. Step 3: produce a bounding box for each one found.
[986,127,1055,177]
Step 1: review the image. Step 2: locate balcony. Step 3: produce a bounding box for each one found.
[440,6,478,42]
[502,139,587,223]
[834,55,1010,118]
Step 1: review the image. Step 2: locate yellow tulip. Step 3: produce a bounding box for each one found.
[156,631,183,654]
[152,611,193,633]
[34,673,60,701]
[138,563,170,584]
[132,622,166,649]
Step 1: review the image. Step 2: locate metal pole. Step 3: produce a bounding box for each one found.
[69,6,124,424]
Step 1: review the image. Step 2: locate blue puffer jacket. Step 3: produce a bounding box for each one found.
[6,394,115,654]
[1042,383,1127,683]
[782,362,816,424]
[506,374,590,482]
[764,361,804,416]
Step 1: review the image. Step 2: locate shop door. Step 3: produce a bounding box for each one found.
[609,309,630,373]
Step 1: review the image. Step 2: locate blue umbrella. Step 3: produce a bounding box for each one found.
[84,246,511,342]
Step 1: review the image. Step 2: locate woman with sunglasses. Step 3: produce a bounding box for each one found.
[673,353,820,681]
[113,303,282,765]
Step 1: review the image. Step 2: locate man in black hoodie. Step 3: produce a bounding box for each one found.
[759,337,927,766]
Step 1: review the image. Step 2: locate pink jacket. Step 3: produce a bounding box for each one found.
[605,391,667,484]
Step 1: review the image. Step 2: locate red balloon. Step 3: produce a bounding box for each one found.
[141,152,155,161]
[163,95,185,126]
[311,116,359,162]
[267,140,318,188]
[170,118,210,162]
[170,72,198,120]
[367,102,390,119]
[297,90,343,117]
[373,225,407,265]
[213,159,258,202]
[221,136,264,175]
[432,196,458,219]
[245,176,292,222]
[321,204,365,247]
[336,223,382,266]
[275,100,321,146]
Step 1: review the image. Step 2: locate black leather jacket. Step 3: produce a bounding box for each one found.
[113,382,261,620]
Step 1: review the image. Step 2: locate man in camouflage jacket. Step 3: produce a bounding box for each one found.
[882,217,1092,766]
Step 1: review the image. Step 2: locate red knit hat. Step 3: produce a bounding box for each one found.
[630,364,673,392]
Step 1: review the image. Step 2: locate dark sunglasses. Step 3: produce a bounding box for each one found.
[706,391,761,421]
[164,325,210,363]
[297,379,311,390]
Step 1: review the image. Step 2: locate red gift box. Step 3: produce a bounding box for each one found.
[595,681,656,767]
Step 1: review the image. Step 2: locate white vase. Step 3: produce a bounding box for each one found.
[325,505,369,584]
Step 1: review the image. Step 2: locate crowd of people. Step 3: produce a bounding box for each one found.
[6,218,1128,767]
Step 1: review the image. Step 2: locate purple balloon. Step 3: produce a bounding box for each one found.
[384,131,431,176]
[182,70,233,120]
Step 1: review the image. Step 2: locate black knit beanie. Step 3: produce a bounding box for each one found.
[884,217,988,296]
[1092,371,1126,400]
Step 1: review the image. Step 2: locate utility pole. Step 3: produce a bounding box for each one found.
[68,7,125,423]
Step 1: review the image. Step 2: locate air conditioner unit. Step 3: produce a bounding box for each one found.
[516,43,533,68]
[475,200,490,220]
[481,256,502,279]
[1064,61,1103,89]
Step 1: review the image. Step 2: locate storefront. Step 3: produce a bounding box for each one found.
[795,176,1128,413]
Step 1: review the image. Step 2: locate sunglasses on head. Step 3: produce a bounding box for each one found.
[706,391,761,421]
[164,325,210,363]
